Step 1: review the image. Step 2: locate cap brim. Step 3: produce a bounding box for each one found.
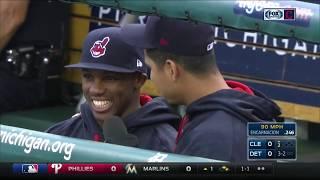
[65,62,136,73]
[120,24,156,49]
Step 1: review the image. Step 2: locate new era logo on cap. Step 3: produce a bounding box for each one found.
[90,36,110,58]
[207,42,214,51]
[137,59,143,67]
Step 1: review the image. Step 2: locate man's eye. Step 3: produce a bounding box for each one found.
[83,73,93,80]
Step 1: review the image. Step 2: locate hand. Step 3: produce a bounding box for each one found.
[0,0,30,51]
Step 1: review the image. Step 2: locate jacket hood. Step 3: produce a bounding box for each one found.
[186,82,281,122]
[123,96,180,130]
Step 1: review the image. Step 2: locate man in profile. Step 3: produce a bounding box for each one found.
[121,16,281,161]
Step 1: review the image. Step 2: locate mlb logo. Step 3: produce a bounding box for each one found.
[22,164,38,174]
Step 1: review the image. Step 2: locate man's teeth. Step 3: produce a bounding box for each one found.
[92,100,111,108]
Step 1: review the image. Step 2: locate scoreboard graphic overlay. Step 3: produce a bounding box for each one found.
[247,122,297,161]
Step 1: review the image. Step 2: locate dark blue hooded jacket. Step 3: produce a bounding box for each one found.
[175,81,281,162]
[46,97,178,152]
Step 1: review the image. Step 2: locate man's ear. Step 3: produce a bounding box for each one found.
[134,73,147,89]
[164,59,180,81]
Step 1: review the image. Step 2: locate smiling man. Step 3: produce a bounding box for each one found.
[46,27,178,152]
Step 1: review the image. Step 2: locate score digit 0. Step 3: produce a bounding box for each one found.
[261,124,269,129]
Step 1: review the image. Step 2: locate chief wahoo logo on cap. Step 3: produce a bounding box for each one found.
[90,37,110,58]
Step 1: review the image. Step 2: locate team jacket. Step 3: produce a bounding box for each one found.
[175,80,281,162]
[46,96,178,152]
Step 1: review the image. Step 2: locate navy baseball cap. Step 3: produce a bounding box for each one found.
[66,27,147,75]
[120,16,215,56]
